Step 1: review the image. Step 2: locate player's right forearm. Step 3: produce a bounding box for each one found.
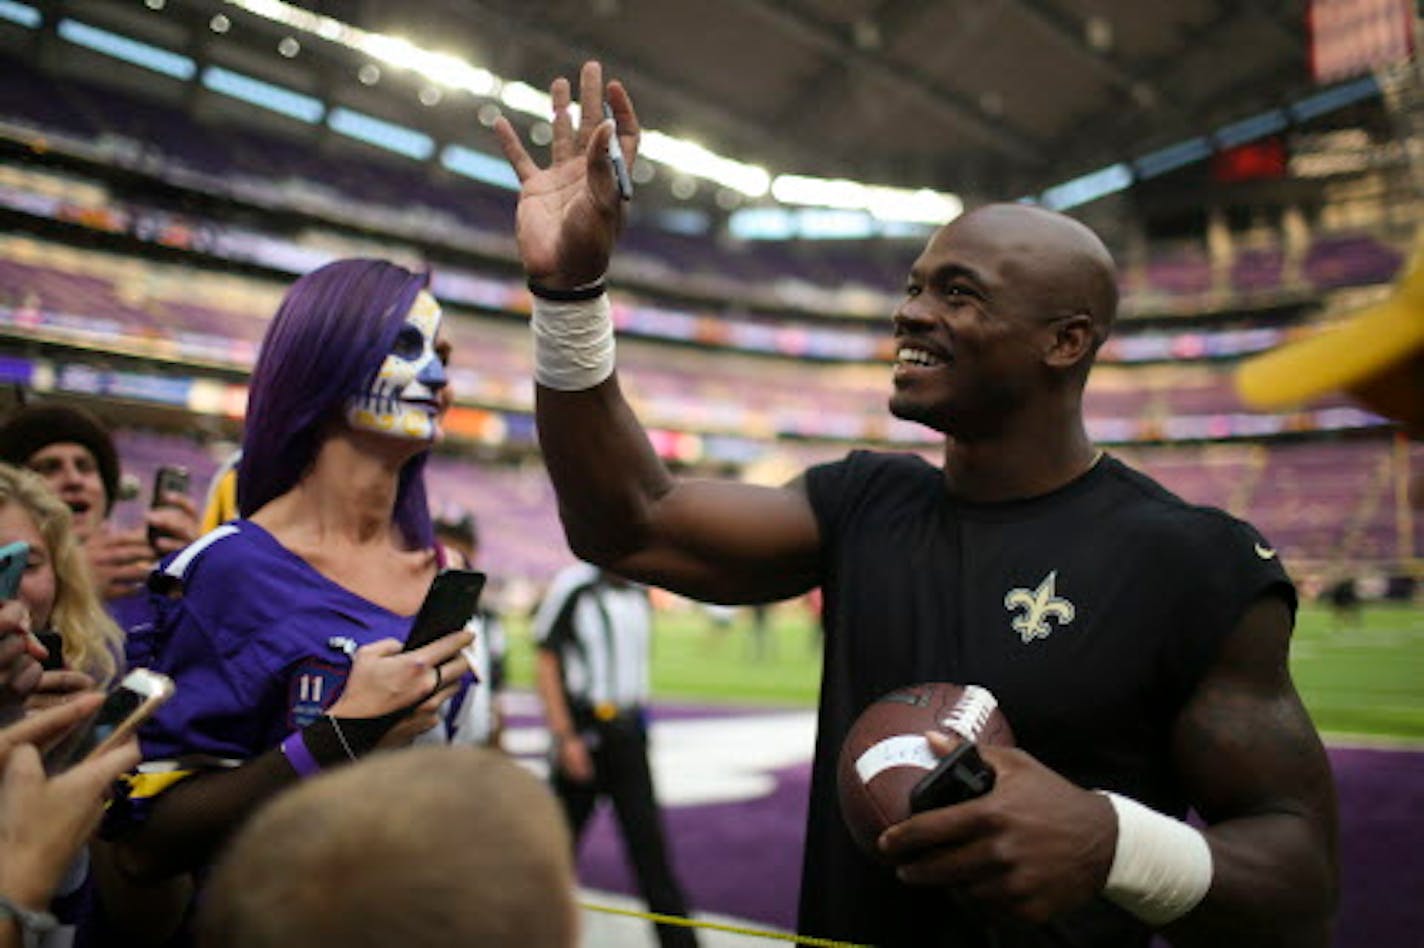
[535,380,674,564]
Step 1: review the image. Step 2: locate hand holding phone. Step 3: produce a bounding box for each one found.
[35,630,65,672]
[403,570,486,652]
[147,466,190,550]
[909,740,996,814]
[43,668,173,774]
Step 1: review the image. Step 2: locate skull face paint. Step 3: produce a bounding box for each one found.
[346,290,448,441]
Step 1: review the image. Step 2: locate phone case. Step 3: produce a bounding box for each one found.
[44,670,174,773]
[403,570,486,652]
[35,630,65,671]
[909,740,997,813]
[148,467,191,549]
[0,540,28,600]
[150,466,190,508]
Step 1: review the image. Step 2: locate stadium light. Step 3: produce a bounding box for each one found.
[203,65,323,124]
[220,0,939,216]
[1040,163,1133,211]
[1214,109,1288,149]
[328,107,434,160]
[221,1,1386,225]
[1132,137,1212,180]
[57,18,196,80]
[498,81,553,118]
[770,175,960,223]
[641,131,770,198]
[441,144,520,191]
[0,0,40,28]
[1290,75,1378,121]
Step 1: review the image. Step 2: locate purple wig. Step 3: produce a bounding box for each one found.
[239,258,435,550]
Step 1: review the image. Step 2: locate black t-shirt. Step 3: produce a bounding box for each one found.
[802,451,1295,948]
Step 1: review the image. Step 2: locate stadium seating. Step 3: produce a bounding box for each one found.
[1,52,1417,591]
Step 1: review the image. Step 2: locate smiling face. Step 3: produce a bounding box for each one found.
[26,442,107,541]
[345,291,451,442]
[888,205,1115,439]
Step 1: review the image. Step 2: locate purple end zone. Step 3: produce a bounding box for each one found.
[1329,745,1424,946]
[568,704,1424,946]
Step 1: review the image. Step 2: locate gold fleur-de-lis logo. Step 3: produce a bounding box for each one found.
[1003,571,1076,643]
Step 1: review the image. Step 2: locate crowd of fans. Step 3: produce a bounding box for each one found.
[0,263,577,946]
[0,42,1420,948]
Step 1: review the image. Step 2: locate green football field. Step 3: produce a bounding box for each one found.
[503,601,1424,740]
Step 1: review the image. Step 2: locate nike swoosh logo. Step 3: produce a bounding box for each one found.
[1254,543,1277,560]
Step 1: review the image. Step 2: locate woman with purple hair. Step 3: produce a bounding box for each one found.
[92,259,478,945]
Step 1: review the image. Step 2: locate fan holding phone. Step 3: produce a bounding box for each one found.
[93,260,484,948]
[0,465,126,721]
[0,405,201,613]
[0,691,144,948]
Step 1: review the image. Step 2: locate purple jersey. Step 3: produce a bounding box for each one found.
[132,520,481,767]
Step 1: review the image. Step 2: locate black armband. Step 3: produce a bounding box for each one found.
[527,278,607,301]
[298,713,401,768]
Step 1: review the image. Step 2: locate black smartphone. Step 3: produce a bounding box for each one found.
[43,668,174,774]
[147,466,190,549]
[35,629,64,671]
[403,569,486,652]
[909,740,997,813]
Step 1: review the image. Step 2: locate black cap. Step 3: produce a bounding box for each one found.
[0,404,121,513]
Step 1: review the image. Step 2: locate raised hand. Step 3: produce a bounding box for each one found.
[493,61,640,289]
[146,491,201,556]
[85,528,155,600]
[0,731,140,914]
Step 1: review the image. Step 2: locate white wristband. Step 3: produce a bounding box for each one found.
[532,293,615,391]
[1099,791,1213,926]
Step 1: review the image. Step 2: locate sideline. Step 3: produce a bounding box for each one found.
[1322,732,1424,751]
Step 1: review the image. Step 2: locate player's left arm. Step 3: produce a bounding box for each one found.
[1161,594,1338,946]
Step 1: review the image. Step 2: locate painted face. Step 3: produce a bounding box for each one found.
[0,502,56,632]
[26,442,106,542]
[346,291,449,442]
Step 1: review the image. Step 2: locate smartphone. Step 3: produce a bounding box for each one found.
[0,540,27,600]
[147,466,190,549]
[36,629,64,671]
[43,668,174,773]
[403,569,485,652]
[908,740,997,814]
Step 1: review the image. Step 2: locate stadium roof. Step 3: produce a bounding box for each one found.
[8,0,1386,225]
[351,0,1317,199]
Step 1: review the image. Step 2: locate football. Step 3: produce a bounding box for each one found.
[836,682,1015,857]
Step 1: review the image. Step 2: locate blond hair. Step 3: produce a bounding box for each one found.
[200,746,578,948]
[0,463,123,685]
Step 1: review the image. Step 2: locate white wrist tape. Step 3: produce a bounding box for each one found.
[1100,791,1214,926]
[532,293,615,391]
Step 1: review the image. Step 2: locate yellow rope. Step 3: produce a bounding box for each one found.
[579,901,872,948]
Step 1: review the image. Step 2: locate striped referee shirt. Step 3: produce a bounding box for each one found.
[533,562,651,713]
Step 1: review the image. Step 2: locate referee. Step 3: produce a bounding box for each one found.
[533,562,699,948]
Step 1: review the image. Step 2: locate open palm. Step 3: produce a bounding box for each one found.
[495,63,640,288]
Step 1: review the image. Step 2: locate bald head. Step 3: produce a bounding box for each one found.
[939,203,1119,341]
